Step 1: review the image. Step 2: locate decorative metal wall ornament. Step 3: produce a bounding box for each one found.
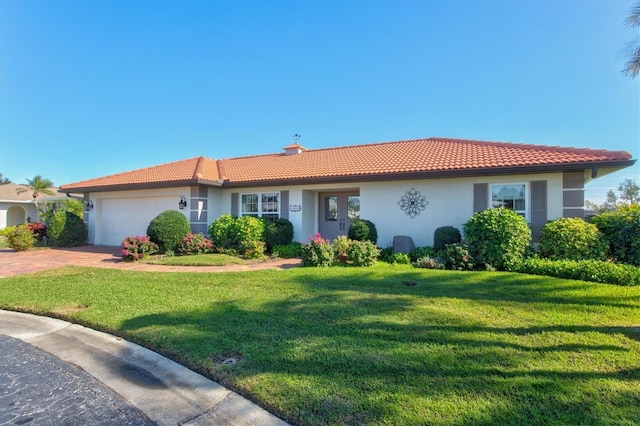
[398,188,429,218]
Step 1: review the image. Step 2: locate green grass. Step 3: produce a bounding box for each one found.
[143,253,246,266]
[1,264,639,425]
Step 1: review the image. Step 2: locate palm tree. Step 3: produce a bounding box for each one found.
[16,175,56,210]
[623,1,640,78]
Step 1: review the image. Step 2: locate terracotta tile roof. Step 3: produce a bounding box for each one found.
[60,157,220,191]
[60,137,634,191]
[219,137,633,184]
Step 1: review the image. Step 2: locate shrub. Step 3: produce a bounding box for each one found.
[264,218,294,251]
[27,222,47,242]
[48,211,88,247]
[242,240,266,259]
[514,257,640,286]
[463,208,531,271]
[442,243,474,271]
[539,217,607,261]
[413,256,445,269]
[6,225,34,251]
[147,210,191,253]
[301,233,335,267]
[348,219,378,244]
[378,246,394,262]
[208,215,266,256]
[272,242,302,258]
[121,235,159,261]
[409,246,437,262]
[433,226,462,251]
[333,235,351,263]
[235,216,266,254]
[590,205,640,266]
[387,252,411,265]
[208,214,238,251]
[345,240,380,266]
[177,233,213,255]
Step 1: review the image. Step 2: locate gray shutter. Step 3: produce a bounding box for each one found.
[473,183,488,212]
[231,193,239,217]
[280,190,289,220]
[530,180,547,241]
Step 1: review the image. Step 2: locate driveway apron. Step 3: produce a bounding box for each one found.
[0,245,301,278]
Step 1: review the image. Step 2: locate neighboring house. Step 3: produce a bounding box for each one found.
[0,184,65,229]
[59,137,635,247]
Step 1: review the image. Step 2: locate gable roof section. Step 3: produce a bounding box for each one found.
[60,138,634,192]
[60,157,221,192]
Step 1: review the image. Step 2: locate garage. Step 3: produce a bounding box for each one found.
[100,197,180,246]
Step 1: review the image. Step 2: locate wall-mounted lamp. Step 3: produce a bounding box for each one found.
[178,195,188,210]
[85,200,94,210]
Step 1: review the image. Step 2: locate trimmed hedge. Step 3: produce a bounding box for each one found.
[348,219,378,244]
[539,217,607,261]
[514,257,640,286]
[264,218,294,251]
[147,210,191,253]
[590,205,640,266]
[48,211,88,247]
[463,208,531,271]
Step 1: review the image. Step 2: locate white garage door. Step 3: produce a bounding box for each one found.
[101,197,180,246]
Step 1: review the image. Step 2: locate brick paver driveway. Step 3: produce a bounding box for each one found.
[0,246,301,278]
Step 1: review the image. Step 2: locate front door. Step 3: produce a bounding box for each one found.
[318,192,360,241]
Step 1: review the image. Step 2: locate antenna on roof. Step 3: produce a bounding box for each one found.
[293,133,301,144]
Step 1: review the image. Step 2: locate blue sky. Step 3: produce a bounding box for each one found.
[1,0,638,203]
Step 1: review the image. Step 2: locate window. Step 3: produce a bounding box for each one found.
[325,196,338,221]
[241,192,279,219]
[491,184,528,220]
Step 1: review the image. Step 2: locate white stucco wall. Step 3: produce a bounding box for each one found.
[213,172,563,248]
[84,172,565,247]
[359,173,563,247]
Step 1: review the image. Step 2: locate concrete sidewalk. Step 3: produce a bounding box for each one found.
[0,310,289,426]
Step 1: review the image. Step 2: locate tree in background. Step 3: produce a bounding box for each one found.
[0,173,11,185]
[15,175,55,210]
[586,178,639,213]
[618,178,640,204]
[623,1,640,78]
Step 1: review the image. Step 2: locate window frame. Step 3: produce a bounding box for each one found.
[240,192,280,219]
[489,182,529,222]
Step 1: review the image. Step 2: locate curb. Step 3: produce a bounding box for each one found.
[0,310,289,426]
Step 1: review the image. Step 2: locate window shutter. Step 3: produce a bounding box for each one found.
[280,190,289,220]
[231,193,239,217]
[473,183,488,212]
[530,180,547,241]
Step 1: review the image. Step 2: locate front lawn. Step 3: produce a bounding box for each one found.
[1,265,639,425]
[142,253,246,266]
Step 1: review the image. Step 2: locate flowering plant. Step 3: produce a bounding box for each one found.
[27,222,47,242]
[121,235,158,261]
[301,233,335,267]
[177,233,213,255]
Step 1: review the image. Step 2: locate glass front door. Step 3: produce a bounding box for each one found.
[318,192,360,241]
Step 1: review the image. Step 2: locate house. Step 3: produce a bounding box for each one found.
[59,137,635,247]
[0,184,66,229]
